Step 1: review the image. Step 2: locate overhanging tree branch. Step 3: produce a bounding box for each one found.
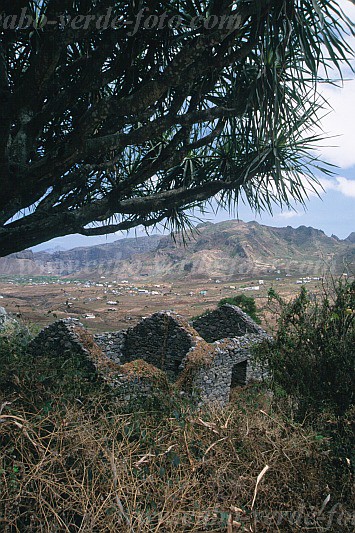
[0,0,353,256]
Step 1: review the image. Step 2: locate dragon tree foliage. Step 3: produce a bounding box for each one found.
[0,1,353,256]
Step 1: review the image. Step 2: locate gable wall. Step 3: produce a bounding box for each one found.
[191,304,265,342]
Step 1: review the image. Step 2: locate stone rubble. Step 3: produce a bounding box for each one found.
[0,306,8,330]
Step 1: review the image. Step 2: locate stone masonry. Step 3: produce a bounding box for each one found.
[94,330,126,365]
[29,319,120,386]
[26,305,270,405]
[0,306,8,330]
[191,304,266,342]
[178,335,268,405]
[122,312,203,381]
[0,306,18,331]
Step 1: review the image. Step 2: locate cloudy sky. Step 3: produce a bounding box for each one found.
[34,0,355,251]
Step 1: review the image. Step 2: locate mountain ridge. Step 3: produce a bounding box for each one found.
[0,220,353,279]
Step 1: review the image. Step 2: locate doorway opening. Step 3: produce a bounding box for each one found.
[230,360,247,388]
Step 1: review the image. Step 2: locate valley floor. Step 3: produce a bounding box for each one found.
[0,274,325,333]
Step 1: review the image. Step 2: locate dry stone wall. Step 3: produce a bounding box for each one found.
[113,359,171,402]
[94,331,126,365]
[26,305,270,406]
[0,306,8,330]
[28,319,120,387]
[122,312,202,381]
[179,334,269,405]
[191,304,265,342]
[0,306,18,331]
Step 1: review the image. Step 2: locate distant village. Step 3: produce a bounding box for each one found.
[0,269,330,325]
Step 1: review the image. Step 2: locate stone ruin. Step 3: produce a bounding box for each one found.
[28,304,271,405]
[190,304,266,342]
[0,306,12,330]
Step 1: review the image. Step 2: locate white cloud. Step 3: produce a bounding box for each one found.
[310,1,355,168]
[319,176,355,197]
[273,175,355,212]
[319,80,355,168]
[278,210,303,219]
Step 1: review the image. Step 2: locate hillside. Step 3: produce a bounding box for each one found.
[0,220,353,279]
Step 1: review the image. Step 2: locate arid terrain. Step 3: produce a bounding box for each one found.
[1,220,353,333]
[0,272,327,333]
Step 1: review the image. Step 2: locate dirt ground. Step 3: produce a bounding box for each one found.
[0,272,326,334]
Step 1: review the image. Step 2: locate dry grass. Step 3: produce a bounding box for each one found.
[1,386,353,533]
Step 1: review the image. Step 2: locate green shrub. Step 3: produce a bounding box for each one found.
[0,321,33,392]
[218,294,261,323]
[255,279,355,418]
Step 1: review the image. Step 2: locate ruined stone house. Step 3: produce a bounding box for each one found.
[28,304,270,405]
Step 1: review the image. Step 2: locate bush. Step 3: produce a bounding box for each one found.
[255,279,355,418]
[0,319,113,409]
[0,321,33,392]
[0,315,353,531]
[218,294,261,324]
[1,387,353,532]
